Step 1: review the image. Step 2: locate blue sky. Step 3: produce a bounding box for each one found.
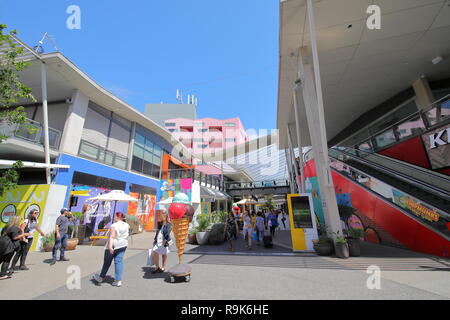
[0,0,279,132]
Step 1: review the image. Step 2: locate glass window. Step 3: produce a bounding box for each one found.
[374,129,396,148]
[151,155,161,166]
[396,116,425,140]
[165,122,176,127]
[143,150,153,163]
[153,144,162,157]
[135,132,145,148]
[145,139,154,153]
[143,161,153,176]
[198,144,208,148]
[224,123,236,127]
[131,156,143,172]
[168,128,177,132]
[198,128,208,132]
[115,156,127,170]
[104,151,114,166]
[369,100,417,136]
[151,165,160,178]
[356,141,372,153]
[133,145,144,158]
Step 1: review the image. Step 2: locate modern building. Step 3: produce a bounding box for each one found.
[145,102,196,127]
[0,36,236,249]
[277,0,450,257]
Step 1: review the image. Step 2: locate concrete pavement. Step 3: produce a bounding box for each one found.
[1,230,449,300]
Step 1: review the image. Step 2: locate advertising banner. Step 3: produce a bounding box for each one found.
[159,178,193,204]
[128,192,156,231]
[392,189,441,223]
[421,124,450,169]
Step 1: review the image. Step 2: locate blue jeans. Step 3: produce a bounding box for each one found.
[100,247,126,281]
[52,233,68,260]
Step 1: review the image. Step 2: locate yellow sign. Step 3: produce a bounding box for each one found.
[0,185,50,251]
[287,194,315,251]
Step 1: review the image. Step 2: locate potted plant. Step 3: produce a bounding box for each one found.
[195,213,211,245]
[41,232,55,252]
[188,226,198,245]
[71,211,86,244]
[66,224,79,251]
[334,231,349,259]
[347,228,365,257]
[312,235,334,256]
[312,224,334,256]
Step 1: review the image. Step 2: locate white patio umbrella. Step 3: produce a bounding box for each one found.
[236,198,257,205]
[88,190,138,221]
[157,197,173,205]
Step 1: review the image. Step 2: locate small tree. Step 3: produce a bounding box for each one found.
[0,25,35,195]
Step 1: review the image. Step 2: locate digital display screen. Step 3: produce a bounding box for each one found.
[290,196,313,229]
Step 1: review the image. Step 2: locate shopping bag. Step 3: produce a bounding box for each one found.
[147,249,154,266]
[252,230,258,241]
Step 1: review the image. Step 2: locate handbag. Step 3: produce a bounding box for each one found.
[147,249,154,266]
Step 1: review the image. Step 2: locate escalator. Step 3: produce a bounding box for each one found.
[322,147,450,257]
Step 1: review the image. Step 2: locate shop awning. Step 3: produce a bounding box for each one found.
[200,186,230,200]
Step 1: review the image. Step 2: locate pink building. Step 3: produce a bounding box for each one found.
[164,117,248,173]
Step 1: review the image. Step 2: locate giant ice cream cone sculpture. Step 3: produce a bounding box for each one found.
[168,193,194,265]
[170,217,190,264]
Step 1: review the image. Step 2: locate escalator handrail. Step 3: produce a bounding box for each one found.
[335,146,450,187]
[329,148,450,202]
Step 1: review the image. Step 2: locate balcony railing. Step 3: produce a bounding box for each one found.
[78,140,128,170]
[226,179,290,190]
[164,168,225,190]
[342,94,450,152]
[0,118,61,149]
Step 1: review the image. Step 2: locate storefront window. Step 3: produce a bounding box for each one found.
[374,129,396,149]
[131,128,163,178]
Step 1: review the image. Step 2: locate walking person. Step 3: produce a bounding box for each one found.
[151,212,171,274]
[10,209,45,272]
[280,210,288,230]
[255,212,265,245]
[0,216,29,280]
[242,211,253,250]
[50,208,71,265]
[268,210,279,237]
[224,211,239,251]
[93,212,130,287]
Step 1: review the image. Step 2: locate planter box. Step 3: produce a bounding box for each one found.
[347,238,361,257]
[43,244,53,252]
[335,242,349,259]
[196,232,209,245]
[66,238,79,251]
[188,233,197,245]
[313,242,334,256]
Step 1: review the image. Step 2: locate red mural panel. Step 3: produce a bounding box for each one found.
[327,167,449,257]
[378,136,431,169]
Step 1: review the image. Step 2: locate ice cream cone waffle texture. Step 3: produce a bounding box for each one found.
[171,217,190,263]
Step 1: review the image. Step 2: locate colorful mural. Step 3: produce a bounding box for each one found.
[159,178,193,205]
[68,185,128,237]
[128,192,156,231]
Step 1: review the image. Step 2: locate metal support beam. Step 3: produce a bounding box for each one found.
[293,90,305,193]
[286,126,301,193]
[294,0,342,240]
[40,62,51,184]
[285,143,296,194]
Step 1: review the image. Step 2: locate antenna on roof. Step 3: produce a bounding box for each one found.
[176,89,183,104]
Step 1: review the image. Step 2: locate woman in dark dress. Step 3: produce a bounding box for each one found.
[0,216,29,280]
[224,212,239,251]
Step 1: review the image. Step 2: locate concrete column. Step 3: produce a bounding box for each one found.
[59,90,89,155]
[413,78,435,110]
[287,126,301,193]
[293,90,305,193]
[127,122,137,171]
[285,143,295,194]
[297,50,342,240]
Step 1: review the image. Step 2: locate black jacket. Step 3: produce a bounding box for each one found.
[153,223,171,245]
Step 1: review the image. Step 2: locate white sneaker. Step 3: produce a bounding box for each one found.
[112,280,122,287]
[93,274,104,283]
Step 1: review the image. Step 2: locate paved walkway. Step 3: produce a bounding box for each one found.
[1,230,449,300]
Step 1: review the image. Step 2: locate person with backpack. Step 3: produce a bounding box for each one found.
[0,216,29,280]
[9,209,45,272]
